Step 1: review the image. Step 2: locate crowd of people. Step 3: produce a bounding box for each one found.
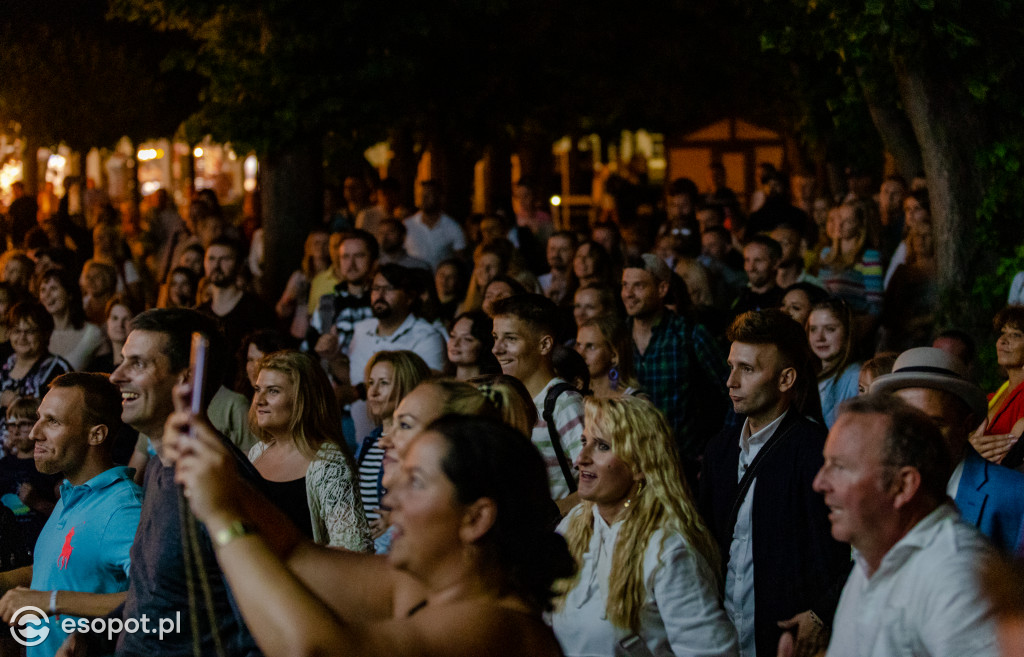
[0,165,1022,657]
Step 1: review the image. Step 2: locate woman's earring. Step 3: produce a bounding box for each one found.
[623,480,645,509]
[608,367,620,391]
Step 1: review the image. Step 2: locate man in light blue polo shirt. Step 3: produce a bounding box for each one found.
[0,372,142,657]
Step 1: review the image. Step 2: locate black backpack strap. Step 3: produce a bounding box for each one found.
[726,416,797,534]
[543,382,579,493]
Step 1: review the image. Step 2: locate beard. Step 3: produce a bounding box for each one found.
[372,301,393,321]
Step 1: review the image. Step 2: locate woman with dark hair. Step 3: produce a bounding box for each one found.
[481,275,529,317]
[38,267,105,370]
[0,301,72,440]
[158,265,200,309]
[573,241,615,288]
[235,329,293,399]
[446,311,500,381]
[434,258,468,326]
[88,295,138,373]
[971,306,1024,466]
[807,298,860,427]
[171,406,574,657]
[780,281,829,328]
[247,350,372,550]
[458,239,515,315]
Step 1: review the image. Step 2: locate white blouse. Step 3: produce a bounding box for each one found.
[551,508,738,657]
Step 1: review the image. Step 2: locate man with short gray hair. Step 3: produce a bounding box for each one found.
[813,393,998,657]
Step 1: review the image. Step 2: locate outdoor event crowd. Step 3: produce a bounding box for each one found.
[0,162,1021,657]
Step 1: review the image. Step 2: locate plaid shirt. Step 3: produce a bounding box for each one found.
[630,311,730,459]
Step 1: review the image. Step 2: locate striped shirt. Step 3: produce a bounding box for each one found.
[356,427,386,523]
[820,248,884,316]
[531,378,584,500]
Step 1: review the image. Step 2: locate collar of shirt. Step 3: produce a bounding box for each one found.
[946,458,965,499]
[738,411,787,475]
[366,313,419,341]
[852,502,961,581]
[60,465,136,506]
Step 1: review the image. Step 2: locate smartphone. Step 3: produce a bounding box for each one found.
[188,333,210,438]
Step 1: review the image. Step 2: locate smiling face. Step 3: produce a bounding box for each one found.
[996,323,1024,370]
[6,412,36,454]
[38,277,69,316]
[473,253,502,290]
[573,288,606,328]
[813,412,895,553]
[379,383,446,488]
[621,268,664,319]
[481,281,514,317]
[366,361,397,422]
[574,244,598,280]
[807,308,846,367]
[383,430,465,576]
[447,317,482,366]
[31,387,89,482]
[9,319,44,359]
[781,289,812,326]
[252,369,296,438]
[109,330,182,439]
[491,316,545,380]
[576,413,638,523]
[575,325,616,379]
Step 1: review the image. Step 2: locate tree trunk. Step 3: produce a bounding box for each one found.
[856,66,923,183]
[21,135,40,196]
[259,139,322,304]
[893,55,986,330]
[387,126,418,212]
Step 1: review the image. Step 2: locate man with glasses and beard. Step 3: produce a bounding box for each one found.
[346,264,446,440]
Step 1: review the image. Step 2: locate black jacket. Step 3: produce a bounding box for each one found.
[698,409,850,656]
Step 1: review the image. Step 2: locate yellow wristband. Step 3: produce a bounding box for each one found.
[212,520,256,547]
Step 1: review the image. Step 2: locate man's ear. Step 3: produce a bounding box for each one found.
[87,424,109,446]
[537,333,554,357]
[657,280,670,300]
[459,498,497,543]
[777,366,797,394]
[891,466,922,509]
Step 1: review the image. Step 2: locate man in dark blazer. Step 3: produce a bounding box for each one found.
[699,310,849,657]
[872,347,1024,553]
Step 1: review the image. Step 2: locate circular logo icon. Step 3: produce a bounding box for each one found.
[10,606,50,647]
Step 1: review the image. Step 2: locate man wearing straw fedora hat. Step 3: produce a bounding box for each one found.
[871,347,1024,553]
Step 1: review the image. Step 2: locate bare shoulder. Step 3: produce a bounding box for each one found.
[365,598,562,657]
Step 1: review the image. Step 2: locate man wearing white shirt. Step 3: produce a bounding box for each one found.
[700,310,848,657]
[347,264,446,440]
[815,393,998,657]
[403,180,466,270]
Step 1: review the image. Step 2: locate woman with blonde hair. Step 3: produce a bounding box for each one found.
[248,349,372,551]
[356,350,431,542]
[574,315,640,398]
[469,373,538,437]
[552,396,737,657]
